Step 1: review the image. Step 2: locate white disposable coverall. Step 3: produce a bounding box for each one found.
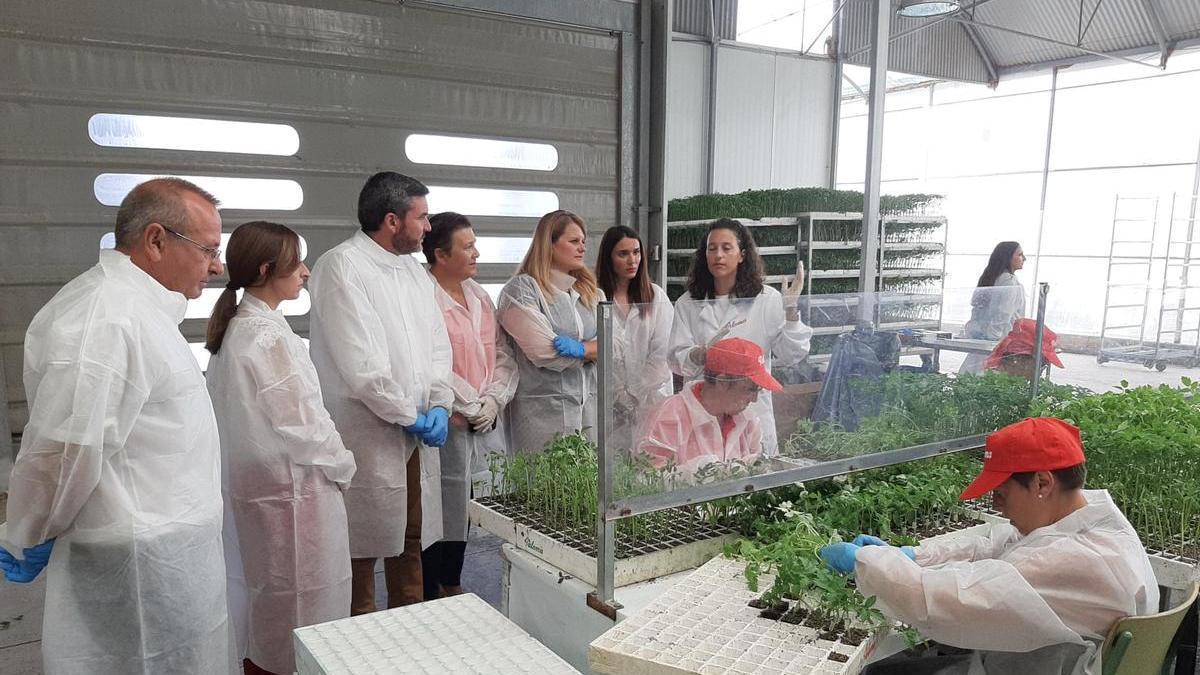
[309,231,453,557]
[432,276,518,540]
[960,272,1026,374]
[856,490,1159,675]
[668,287,812,453]
[205,294,357,674]
[497,272,599,454]
[611,284,674,451]
[5,250,232,674]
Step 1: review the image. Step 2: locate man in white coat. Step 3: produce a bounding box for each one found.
[309,171,453,613]
[0,178,234,674]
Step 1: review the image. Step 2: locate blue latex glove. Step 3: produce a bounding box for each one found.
[553,335,586,360]
[420,407,450,448]
[819,542,860,575]
[900,546,916,561]
[852,534,888,547]
[403,411,433,437]
[0,540,54,583]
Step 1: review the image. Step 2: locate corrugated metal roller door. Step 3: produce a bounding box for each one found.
[0,0,622,440]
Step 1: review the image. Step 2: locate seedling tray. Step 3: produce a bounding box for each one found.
[293,593,577,674]
[470,497,739,587]
[589,556,880,674]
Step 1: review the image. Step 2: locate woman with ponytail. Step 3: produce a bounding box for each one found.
[205,221,357,675]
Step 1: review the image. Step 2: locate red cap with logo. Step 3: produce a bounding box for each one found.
[706,337,783,392]
[959,417,1085,501]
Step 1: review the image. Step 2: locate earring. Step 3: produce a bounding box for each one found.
[1037,494,1044,499]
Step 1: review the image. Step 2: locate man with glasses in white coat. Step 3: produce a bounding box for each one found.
[1,177,234,674]
[309,171,453,612]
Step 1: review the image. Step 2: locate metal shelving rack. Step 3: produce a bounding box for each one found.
[1098,194,1200,371]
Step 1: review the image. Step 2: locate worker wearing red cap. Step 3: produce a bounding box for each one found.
[984,318,1064,379]
[820,417,1158,674]
[636,338,780,478]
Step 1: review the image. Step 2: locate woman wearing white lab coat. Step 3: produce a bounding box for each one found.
[498,210,603,455]
[421,212,518,598]
[959,241,1027,375]
[669,218,812,454]
[205,221,357,675]
[594,225,673,451]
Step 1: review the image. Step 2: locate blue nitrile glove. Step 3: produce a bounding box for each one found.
[0,540,54,583]
[900,546,916,561]
[420,407,450,448]
[403,411,433,437]
[852,534,888,547]
[819,542,860,575]
[553,335,586,360]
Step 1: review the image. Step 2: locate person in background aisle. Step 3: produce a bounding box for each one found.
[820,417,1158,675]
[308,172,453,614]
[594,225,673,450]
[959,241,1027,375]
[205,221,357,675]
[421,212,518,599]
[497,210,603,454]
[637,338,777,479]
[668,218,812,454]
[0,178,234,674]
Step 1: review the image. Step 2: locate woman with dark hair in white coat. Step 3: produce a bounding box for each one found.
[205,221,356,675]
[959,241,1026,375]
[421,212,517,599]
[594,224,673,450]
[669,218,812,454]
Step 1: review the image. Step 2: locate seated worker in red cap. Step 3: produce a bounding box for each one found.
[820,417,1158,675]
[984,318,1064,379]
[636,338,780,479]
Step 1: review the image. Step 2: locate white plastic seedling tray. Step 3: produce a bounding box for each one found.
[588,556,880,675]
[469,499,738,587]
[293,593,578,674]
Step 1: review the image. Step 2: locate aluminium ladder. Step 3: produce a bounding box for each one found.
[1097,196,1161,368]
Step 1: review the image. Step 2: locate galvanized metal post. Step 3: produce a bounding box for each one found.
[1031,283,1050,400]
[594,301,618,609]
[704,0,720,194]
[859,0,890,322]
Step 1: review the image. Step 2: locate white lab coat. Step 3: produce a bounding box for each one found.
[856,490,1159,675]
[205,294,357,674]
[309,231,453,557]
[668,286,812,453]
[432,276,518,540]
[497,272,599,455]
[960,272,1026,375]
[611,284,674,451]
[5,250,233,675]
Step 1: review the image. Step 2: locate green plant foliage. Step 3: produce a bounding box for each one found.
[667,188,942,221]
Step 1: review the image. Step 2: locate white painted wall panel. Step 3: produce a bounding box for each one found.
[712,47,776,192]
[666,41,710,199]
[771,55,835,188]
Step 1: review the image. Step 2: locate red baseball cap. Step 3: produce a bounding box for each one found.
[984,318,1064,370]
[959,417,1085,501]
[706,338,783,392]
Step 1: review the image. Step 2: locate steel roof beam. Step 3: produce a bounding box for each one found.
[1137,0,1174,68]
[960,21,999,87]
[950,15,1164,71]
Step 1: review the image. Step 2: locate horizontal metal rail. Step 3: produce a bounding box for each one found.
[605,434,987,520]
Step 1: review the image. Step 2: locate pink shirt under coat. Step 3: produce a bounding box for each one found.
[430,276,518,425]
[637,383,763,478]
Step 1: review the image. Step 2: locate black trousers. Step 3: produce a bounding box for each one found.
[421,540,468,600]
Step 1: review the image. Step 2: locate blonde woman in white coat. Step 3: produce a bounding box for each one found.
[669,218,812,454]
[205,221,357,675]
[594,225,673,451]
[421,212,518,598]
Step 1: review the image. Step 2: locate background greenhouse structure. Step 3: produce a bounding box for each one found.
[3,1,1200,673]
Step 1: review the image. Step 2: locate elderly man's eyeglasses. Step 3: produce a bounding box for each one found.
[163,226,222,261]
